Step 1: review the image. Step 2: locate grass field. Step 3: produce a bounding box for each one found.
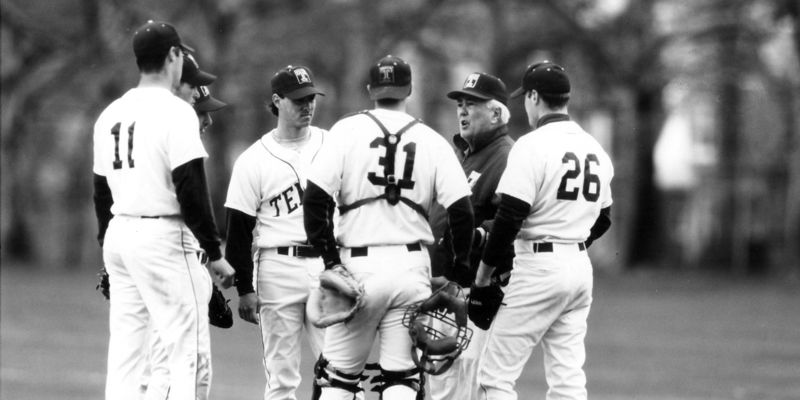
[2,264,799,400]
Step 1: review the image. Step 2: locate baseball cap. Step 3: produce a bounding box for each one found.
[270,65,325,100]
[509,61,570,99]
[194,86,227,113]
[181,53,216,87]
[446,72,508,105]
[368,55,412,100]
[132,20,194,58]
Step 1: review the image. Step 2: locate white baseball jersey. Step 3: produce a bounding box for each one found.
[225,127,327,248]
[93,87,205,216]
[308,109,470,247]
[496,120,613,242]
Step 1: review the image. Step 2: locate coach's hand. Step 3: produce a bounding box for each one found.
[238,293,260,324]
[208,258,236,289]
[467,282,504,330]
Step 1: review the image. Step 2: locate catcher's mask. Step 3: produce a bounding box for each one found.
[402,281,473,375]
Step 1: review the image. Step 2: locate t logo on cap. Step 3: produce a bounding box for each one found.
[270,65,325,100]
[368,55,413,101]
[294,68,311,84]
[378,66,395,84]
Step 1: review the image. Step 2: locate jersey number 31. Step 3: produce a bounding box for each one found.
[556,152,600,202]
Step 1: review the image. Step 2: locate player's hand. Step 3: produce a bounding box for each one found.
[208,258,236,289]
[467,283,504,330]
[238,293,259,325]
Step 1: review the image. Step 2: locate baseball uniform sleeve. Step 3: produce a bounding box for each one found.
[168,104,207,170]
[433,137,472,208]
[306,121,347,197]
[224,153,261,217]
[495,139,538,205]
[93,174,113,247]
[481,194,530,268]
[303,181,341,269]
[225,208,257,295]
[92,118,108,177]
[172,159,222,260]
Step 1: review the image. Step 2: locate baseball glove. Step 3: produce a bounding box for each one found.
[208,285,233,329]
[467,284,504,330]
[307,264,364,328]
[96,267,110,300]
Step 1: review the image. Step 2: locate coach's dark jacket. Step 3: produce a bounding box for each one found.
[430,125,514,286]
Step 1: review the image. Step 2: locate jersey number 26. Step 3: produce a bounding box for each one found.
[556,152,600,202]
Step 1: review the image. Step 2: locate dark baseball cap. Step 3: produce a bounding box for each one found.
[447,72,508,105]
[181,53,216,87]
[132,20,194,58]
[368,55,412,100]
[270,65,325,100]
[194,86,227,113]
[509,61,570,99]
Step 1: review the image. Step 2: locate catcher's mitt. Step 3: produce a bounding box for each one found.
[467,283,504,330]
[209,285,233,329]
[96,267,110,300]
[307,264,364,328]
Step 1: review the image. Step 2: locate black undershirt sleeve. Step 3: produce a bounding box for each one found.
[172,158,222,261]
[481,194,530,268]
[445,196,475,282]
[93,174,114,247]
[225,208,257,295]
[585,206,611,248]
[303,180,341,269]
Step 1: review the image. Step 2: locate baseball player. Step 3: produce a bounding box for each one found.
[175,52,216,104]
[224,65,327,400]
[194,85,228,134]
[471,61,614,400]
[92,20,235,400]
[428,72,514,400]
[139,51,220,400]
[302,54,475,400]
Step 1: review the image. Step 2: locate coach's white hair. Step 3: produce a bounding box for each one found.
[486,99,510,125]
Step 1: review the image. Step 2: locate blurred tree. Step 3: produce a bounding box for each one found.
[1,0,796,275]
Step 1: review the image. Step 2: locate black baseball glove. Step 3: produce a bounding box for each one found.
[209,285,233,329]
[96,267,110,300]
[467,284,504,330]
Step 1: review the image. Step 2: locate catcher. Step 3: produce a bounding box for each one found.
[303,54,474,400]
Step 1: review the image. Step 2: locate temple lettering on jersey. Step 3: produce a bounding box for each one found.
[267,182,304,217]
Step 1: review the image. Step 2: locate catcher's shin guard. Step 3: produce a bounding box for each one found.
[367,365,423,400]
[314,355,364,397]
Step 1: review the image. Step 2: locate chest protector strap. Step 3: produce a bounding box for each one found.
[338,111,429,220]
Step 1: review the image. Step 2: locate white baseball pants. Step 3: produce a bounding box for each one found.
[104,216,213,400]
[320,244,432,400]
[478,241,593,400]
[428,317,488,400]
[254,249,325,400]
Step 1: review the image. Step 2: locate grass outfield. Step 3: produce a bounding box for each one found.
[2,264,799,400]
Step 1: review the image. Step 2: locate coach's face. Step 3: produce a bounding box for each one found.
[456,96,494,146]
[277,94,316,128]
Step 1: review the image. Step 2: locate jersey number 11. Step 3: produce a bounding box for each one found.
[110,122,135,170]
